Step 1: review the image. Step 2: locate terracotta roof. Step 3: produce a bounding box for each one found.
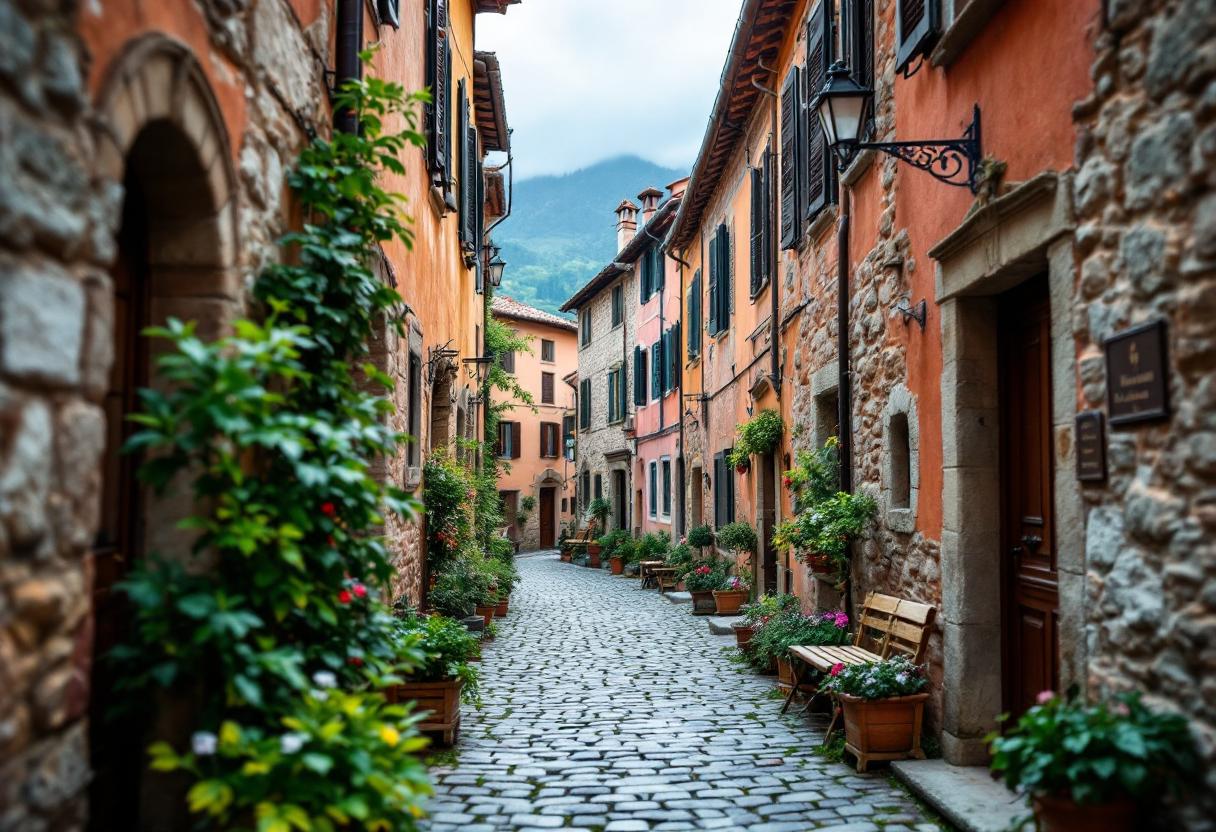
[668,0,798,250]
[491,295,578,331]
[473,52,509,153]
[475,0,521,13]
[559,194,682,313]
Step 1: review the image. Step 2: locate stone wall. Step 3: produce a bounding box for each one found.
[1072,0,1216,822]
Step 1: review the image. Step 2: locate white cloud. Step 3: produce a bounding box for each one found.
[478,0,744,178]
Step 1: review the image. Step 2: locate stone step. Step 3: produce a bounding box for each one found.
[890,760,1032,832]
[661,591,692,604]
[706,616,742,635]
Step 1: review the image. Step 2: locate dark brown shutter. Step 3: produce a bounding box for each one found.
[654,247,664,291]
[542,372,554,404]
[464,124,477,246]
[378,0,400,29]
[762,146,773,282]
[457,81,470,244]
[669,322,681,389]
[750,166,764,294]
[896,0,937,73]
[634,345,645,406]
[779,68,800,249]
[716,223,731,325]
[511,421,521,459]
[426,0,449,176]
[804,2,831,222]
[706,230,718,336]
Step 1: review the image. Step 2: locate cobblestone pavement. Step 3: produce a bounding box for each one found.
[421,554,940,832]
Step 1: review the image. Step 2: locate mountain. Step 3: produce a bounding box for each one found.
[490,156,687,316]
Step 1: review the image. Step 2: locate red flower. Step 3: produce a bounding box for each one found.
[830,662,844,677]
[353,583,367,598]
[321,502,336,517]
[348,656,363,667]
[328,536,336,547]
[337,590,353,604]
[782,476,793,487]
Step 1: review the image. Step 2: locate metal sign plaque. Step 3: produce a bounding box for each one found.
[1075,411,1107,482]
[1105,320,1169,425]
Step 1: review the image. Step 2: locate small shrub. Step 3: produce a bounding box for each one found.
[686,524,714,549]
[716,521,758,555]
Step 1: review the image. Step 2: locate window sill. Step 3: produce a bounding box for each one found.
[749,278,770,304]
[932,0,1007,69]
[403,467,421,492]
[803,204,839,248]
[841,148,877,189]
[428,183,455,218]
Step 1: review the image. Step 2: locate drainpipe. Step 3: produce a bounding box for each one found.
[668,246,693,539]
[334,0,363,134]
[753,60,781,398]
[837,187,853,495]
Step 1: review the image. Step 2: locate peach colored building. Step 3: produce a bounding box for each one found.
[491,296,579,550]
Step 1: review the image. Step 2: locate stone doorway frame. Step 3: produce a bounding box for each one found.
[929,172,1085,765]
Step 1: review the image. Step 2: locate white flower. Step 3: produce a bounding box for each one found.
[280,733,307,755]
[192,731,218,757]
[313,689,329,702]
[312,670,338,689]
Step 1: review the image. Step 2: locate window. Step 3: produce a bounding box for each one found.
[377,0,401,28]
[540,422,560,458]
[650,339,662,400]
[424,0,451,186]
[607,368,626,424]
[668,323,680,392]
[687,269,702,357]
[815,388,840,448]
[541,371,554,404]
[594,474,603,501]
[712,449,736,529]
[579,378,591,429]
[581,471,591,513]
[611,285,623,327]
[407,349,422,468]
[802,3,836,227]
[457,79,479,252]
[889,413,911,509]
[649,462,658,518]
[541,339,555,362]
[750,147,773,295]
[706,223,731,336]
[500,349,515,373]
[639,246,652,302]
[580,310,591,346]
[633,345,647,406]
[497,421,521,459]
[562,415,576,460]
[561,498,568,513]
[661,457,672,517]
[895,0,936,73]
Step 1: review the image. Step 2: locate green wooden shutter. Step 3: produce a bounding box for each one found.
[669,322,681,389]
[804,3,832,222]
[780,68,800,249]
[651,340,661,400]
[707,231,718,336]
[717,223,731,326]
[654,247,664,292]
[750,166,764,294]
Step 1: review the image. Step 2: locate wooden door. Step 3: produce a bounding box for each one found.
[539,487,555,549]
[88,174,150,831]
[999,276,1059,720]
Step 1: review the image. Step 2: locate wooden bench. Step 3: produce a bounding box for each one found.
[780,592,936,761]
[562,526,596,555]
[650,566,682,594]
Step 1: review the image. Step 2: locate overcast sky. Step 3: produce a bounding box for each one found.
[478,0,744,180]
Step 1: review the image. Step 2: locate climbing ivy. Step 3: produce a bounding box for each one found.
[113,59,435,830]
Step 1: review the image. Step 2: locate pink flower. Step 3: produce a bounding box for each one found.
[1112,702,1130,716]
[337,590,353,604]
[829,663,844,677]
[1036,690,1055,705]
[353,583,367,598]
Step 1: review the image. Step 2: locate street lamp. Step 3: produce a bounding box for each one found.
[813,61,982,192]
[487,250,506,288]
[463,355,494,385]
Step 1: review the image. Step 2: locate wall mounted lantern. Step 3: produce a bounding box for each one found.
[814,62,983,192]
[487,251,506,288]
[463,355,494,384]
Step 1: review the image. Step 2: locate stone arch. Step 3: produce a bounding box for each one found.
[882,383,919,534]
[86,35,242,832]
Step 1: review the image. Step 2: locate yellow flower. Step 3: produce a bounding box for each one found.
[379,726,400,747]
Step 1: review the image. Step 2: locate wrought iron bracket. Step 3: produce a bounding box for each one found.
[895,299,927,331]
[837,105,983,193]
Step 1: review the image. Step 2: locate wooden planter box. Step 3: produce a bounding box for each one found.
[838,692,929,772]
[396,678,463,745]
[712,589,749,614]
[688,590,716,615]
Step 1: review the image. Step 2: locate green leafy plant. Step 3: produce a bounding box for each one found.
[586,497,612,536]
[517,494,536,526]
[393,613,480,705]
[613,537,638,564]
[424,447,476,570]
[685,525,714,549]
[774,491,877,580]
[684,561,728,592]
[484,557,519,596]
[737,408,784,455]
[599,528,631,560]
[720,567,752,592]
[664,542,694,570]
[114,60,433,831]
[988,690,1196,806]
[716,521,758,555]
[821,654,927,699]
[740,593,800,628]
[782,437,841,511]
[635,530,671,561]
[746,607,851,671]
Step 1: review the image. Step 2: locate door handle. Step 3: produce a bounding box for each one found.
[1021,534,1042,554]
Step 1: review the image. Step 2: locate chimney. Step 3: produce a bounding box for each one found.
[667,176,690,199]
[638,186,663,225]
[615,199,639,252]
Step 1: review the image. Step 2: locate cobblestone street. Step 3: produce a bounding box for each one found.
[422,554,940,832]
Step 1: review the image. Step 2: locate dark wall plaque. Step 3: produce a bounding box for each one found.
[1075,411,1106,482]
[1105,320,1169,425]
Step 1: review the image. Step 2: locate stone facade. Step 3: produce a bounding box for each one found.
[1071,0,1216,821]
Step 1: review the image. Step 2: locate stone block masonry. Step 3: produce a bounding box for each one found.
[1072,0,1216,824]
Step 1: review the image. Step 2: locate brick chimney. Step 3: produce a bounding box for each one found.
[615,199,638,252]
[638,186,663,225]
[667,176,690,199]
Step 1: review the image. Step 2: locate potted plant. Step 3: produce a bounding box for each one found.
[821,654,930,771]
[392,613,481,745]
[988,690,1196,832]
[747,606,850,683]
[712,570,752,615]
[517,494,536,527]
[737,409,784,456]
[727,444,751,474]
[686,524,714,555]
[735,593,799,650]
[584,497,612,566]
[485,556,518,616]
[683,561,726,615]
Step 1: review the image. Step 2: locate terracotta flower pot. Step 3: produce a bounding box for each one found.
[838,692,930,772]
[712,589,749,614]
[806,553,833,574]
[688,589,717,615]
[560,552,572,562]
[475,605,495,627]
[609,556,624,575]
[733,623,756,649]
[494,596,509,617]
[735,463,749,474]
[1032,794,1140,832]
[586,544,602,568]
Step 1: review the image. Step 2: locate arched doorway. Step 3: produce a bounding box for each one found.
[87,37,240,832]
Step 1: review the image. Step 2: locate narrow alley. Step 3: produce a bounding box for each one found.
[423,556,938,832]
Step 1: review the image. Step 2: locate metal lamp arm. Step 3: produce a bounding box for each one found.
[835,105,982,193]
